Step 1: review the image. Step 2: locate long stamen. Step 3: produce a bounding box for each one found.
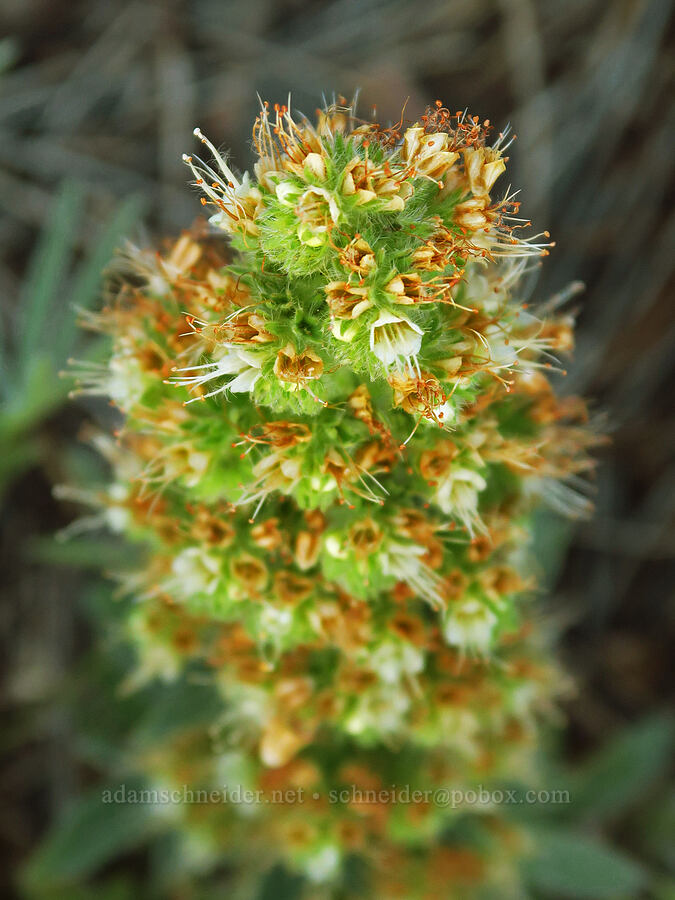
[193,127,240,188]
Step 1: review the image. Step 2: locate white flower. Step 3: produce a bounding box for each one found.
[325,534,348,559]
[344,685,410,736]
[158,447,209,489]
[437,707,480,756]
[435,466,487,532]
[172,345,263,401]
[483,323,519,369]
[70,353,147,412]
[443,597,497,650]
[183,129,261,234]
[105,484,131,532]
[369,640,425,684]
[219,683,272,749]
[509,682,540,718]
[258,603,293,637]
[432,399,456,427]
[369,311,423,371]
[379,540,444,607]
[230,684,270,724]
[126,610,181,685]
[457,272,493,313]
[108,354,147,409]
[130,645,180,685]
[305,845,341,883]
[171,547,221,597]
[208,172,261,232]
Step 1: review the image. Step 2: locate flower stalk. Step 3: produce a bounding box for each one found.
[69,97,598,898]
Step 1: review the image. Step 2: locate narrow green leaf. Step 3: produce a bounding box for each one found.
[130,676,225,748]
[258,864,304,900]
[27,534,140,570]
[21,777,159,889]
[19,180,84,368]
[522,828,647,899]
[635,787,675,872]
[529,508,575,588]
[22,875,141,900]
[54,194,145,364]
[571,713,675,822]
[0,355,68,438]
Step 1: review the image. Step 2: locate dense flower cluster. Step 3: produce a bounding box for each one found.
[70,98,597,897]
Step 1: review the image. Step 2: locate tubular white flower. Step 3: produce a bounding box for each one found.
[435,466,487,533]
[437,707,481,756]
[304,845,342,884]
[108,355,148,409]
[369,311,423,372]
[483,323,519,369]
[183,128,261,234]
[344,684,411,736]
[69,353,148,412]
[379,540,444,607]
[443,597,497,649]
[171,345,264,401]
[368,640,425,684]
[170,547,222,598]
[432,399,456,427]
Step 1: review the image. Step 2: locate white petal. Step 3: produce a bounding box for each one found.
[369,312,423,366]
[371,310,423,333]
[228,368,261,393]
[234,347,264,369]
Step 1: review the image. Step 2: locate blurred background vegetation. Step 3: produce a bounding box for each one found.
[0,0,673,897]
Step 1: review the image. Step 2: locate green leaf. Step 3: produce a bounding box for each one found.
[22,875,141,900]
[28,535,140,571]
[0,356,68,439]
[635,787,675,872]
[18,181,84,372]
[529,508,575,588]
[21,777,159,890]
[650,877,675,900]
[0,187,144,494]
[522,828,647,899]
[54,194,145,364]
[130,676,225,748]
[570,713,675,822]
[257,865,304,900]
[6,184,143,407]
